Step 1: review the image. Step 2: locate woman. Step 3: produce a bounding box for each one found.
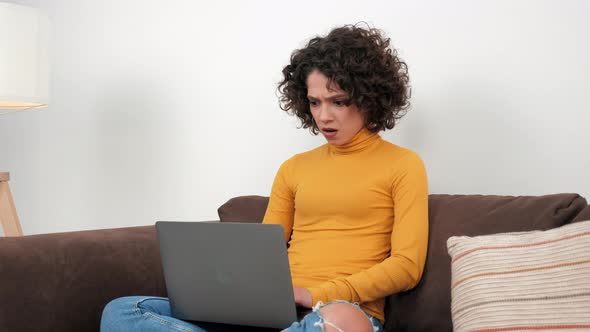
[101,23,428,332]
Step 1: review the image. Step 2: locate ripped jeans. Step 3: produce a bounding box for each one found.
[282,300,383,332]
[100,296,383,332]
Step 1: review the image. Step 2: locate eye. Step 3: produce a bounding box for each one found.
[333,100,345,107]
[309,100,319,107]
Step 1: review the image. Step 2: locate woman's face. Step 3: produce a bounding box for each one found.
[306,70,365,145]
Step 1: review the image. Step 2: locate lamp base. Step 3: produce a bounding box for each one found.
[0,172,23,236]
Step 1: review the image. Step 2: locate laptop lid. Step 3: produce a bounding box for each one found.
[156,221,297,329]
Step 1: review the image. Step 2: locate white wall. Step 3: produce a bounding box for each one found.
[1,0,588,235]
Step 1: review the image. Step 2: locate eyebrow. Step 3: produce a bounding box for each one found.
[307,94,349,101]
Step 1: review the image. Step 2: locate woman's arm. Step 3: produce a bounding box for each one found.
[264,157,312,306]
[262,157,296,242]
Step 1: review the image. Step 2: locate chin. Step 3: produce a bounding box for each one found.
[330,138,347,146]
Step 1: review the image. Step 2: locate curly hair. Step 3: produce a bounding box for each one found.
[278,23,411,134]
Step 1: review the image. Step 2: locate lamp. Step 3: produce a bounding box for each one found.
[0,2,49,236]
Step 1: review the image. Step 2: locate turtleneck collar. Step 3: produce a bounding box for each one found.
[328,128,381,155]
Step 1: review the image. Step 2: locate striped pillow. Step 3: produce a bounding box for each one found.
[447,220,590,332]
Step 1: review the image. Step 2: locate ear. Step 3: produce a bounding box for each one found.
[360,109,375,129]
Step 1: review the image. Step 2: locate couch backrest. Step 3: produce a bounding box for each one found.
[573,204,590,222]
[217,193,587,332]
[217,195,270,223]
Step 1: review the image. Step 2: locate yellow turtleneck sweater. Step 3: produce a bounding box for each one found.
[262,128,429,323]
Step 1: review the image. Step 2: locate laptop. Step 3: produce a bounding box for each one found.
[155,221,300,329]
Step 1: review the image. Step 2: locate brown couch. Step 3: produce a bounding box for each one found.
[1,193,589,332]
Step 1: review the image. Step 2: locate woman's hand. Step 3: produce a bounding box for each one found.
[293,286,312,308]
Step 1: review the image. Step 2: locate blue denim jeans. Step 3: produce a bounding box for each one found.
[100,296,383,332]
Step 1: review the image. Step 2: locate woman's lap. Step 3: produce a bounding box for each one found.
[100,296,383,332]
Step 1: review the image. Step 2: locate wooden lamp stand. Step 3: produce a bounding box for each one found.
[0,172,23,236]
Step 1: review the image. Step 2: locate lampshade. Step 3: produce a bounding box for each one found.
[0,2,49,115]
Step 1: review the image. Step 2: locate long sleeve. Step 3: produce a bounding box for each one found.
[262,157,296,242]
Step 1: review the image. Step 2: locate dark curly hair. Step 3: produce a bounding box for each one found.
[278,23,411,134]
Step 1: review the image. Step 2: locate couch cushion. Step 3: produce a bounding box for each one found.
[446,220,590,332]
[573,204,590,222]
[217,194,587,332]
[385,193,586,332]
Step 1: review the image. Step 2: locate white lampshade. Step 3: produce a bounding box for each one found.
[0,2,49,115]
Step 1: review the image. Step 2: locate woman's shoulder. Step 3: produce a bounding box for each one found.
[288,144,330,161]
[277,144,328,169]
[377,140,424,163]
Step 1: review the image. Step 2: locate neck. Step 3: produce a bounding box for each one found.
[329,128,380,154]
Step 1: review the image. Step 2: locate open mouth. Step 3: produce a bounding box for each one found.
[322,128,338,138]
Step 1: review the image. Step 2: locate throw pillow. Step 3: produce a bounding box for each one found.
[447,220,590,332]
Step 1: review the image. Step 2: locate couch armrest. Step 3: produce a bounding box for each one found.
[0,225,166,332]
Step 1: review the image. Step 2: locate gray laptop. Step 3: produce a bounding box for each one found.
[155,221,298,329]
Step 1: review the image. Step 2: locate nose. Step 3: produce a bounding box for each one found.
[317,104,334,123]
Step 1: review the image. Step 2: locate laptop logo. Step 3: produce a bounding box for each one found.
[215,264,234,285]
